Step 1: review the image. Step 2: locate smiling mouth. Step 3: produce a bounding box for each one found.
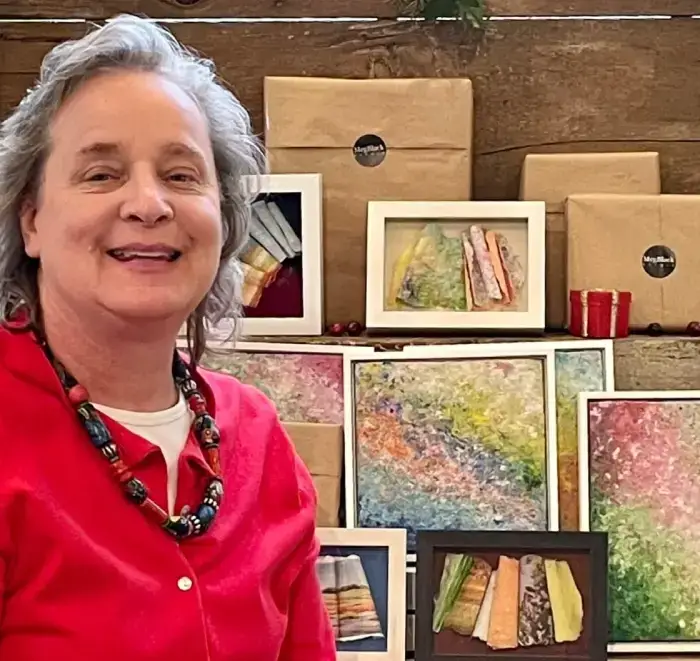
[106,248,182,263]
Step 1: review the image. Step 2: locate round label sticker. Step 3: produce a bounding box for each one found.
[642,245,676,278]
[353,134,386,167]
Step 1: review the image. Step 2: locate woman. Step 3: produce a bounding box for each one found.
[0,14,336,661]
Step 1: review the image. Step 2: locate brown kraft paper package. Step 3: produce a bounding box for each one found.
[567,194,700,331]
[519,152,660,328]
[282,421,343,527]
[264,76,473,326]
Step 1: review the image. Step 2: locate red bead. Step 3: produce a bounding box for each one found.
[688,321,700,336]
[187,394,207,414]
[207,448,221,476]
[327,323,346,336]
[68,385,90,406]
[110,459,132,483]
[347,321,364,336]
[141,497,168,522]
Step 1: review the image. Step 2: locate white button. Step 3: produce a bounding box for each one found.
[177,576,193,591]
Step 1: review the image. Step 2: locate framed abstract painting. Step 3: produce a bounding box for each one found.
[414,530,608,661]
[316,527,407,661]
[365,200,546,332]
[344,345,559,553]
[404,339,615,531]
[579,391,700,653]
[177,340,371,426]
[550,341,614,530]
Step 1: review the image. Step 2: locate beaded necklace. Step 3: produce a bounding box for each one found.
[41,340,224,540]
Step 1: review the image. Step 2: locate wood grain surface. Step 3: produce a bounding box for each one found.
[2,18,700,201]
[0,0,695,18]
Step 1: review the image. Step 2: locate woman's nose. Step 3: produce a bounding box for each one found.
[120,174,174,225]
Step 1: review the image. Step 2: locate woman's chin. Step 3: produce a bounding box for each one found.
[99,295,196,325]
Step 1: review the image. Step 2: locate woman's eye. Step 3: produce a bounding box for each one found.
[168,172,198,183]
[87,171,116,182]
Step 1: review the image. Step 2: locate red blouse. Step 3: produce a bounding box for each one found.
[0,327,336,660]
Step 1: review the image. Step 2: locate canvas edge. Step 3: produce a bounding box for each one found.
[317,527,408,661]
[414,530,608,661]
[543,349,560,532]
[578,390,700,654]
[238,172,325,336]
[343,351,360,528]
[364,200,546,332]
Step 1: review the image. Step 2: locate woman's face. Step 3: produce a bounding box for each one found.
[20,70,223,326]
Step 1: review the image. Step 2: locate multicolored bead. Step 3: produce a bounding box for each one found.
[44,346,224,541]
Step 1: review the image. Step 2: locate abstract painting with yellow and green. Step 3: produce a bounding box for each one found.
[353,357,550,547]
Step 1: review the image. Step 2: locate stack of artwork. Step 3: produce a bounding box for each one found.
[432,553,583,649]
[387,222,525,313]
[186,336,670,660]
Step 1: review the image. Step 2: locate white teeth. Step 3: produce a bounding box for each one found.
[124,251,169,258]
[109,249,178,260]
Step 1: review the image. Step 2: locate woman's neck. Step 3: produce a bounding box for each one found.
[40,301,181,413]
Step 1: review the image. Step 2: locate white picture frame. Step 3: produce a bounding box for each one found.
[236,173,324,337]
[343,343,560,556]
[365,200,546,332]
[579,390,700,654]
[316,527,407,661]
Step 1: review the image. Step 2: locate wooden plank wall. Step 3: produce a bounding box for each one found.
[1,5,699,382]
[2,5,700,201]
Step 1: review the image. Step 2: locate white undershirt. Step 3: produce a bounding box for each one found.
[93,392,193,515]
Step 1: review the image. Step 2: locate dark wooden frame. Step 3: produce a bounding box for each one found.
[414,530,608,661]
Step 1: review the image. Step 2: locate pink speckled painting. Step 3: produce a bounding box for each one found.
[202,350,344,424]
[587,398,700,646]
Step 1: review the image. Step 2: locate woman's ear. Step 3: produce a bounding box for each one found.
[19,197,40,258]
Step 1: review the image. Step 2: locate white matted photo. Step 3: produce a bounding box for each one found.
[316,527,407,661]
[231,173,323,336]
[579,390,700,654]
[342,343,559,555]
[365,200,546,332]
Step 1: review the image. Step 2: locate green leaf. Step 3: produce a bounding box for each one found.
[433,554,475,632]
[464,5,486,26]
[421,0,459,19]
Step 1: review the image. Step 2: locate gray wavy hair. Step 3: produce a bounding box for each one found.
[0,14,266,365]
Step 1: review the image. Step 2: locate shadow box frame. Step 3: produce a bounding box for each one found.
[317,527,408,661]
[237,172,324,337]
[578,389,700,655]
[414,530,608,661]
[365,200,546,333]
[342,343,560,554]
